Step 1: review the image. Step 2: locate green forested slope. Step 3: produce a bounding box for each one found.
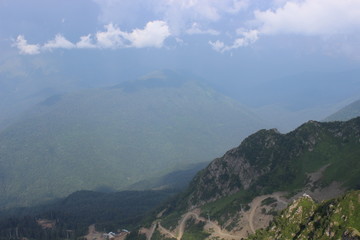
[0,189,176,240]
[0,70,265,208]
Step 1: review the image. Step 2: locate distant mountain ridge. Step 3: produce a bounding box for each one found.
[325,98,360,121]
[0,70,266,208]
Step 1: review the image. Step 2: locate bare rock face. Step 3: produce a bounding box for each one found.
[189,149,261,205]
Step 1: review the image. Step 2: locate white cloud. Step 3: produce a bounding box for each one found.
[209,30,259,52]
[76,35,97,48]
[94,21,170,48]
[208,0,360,52]
[186,22,220,35]
[160,0,249,35]
[254,0,360,36]
[127,20,170,48]
[93,0,249,35]
[209,40,225,52]
[13,21,171,54]
[13,0,360,55]
[226,0,249,13]
[13,35,40,55]
[43,34,75,50]
[95,23,127,48]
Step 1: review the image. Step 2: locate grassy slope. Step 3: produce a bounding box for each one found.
[250,191,360,239]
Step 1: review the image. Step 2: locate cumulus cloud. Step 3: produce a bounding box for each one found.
[43,34,75,50]
[126,20,170,48]
[208,40,225,52]
[13,0,360,55]
[254,0,360,35]
[209,30,259,52]
[76,35,97,48]
[186,22,220,35]
[13,21,171,54]
[209,0,360,52]
[13,35,40,55]
[93,0,249,35]
[225,0,250,13]
[96,23,126,48]
[158,0,249,35]
[94,21,170,49]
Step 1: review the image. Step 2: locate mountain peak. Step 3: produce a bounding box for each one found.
[113,69,190,92]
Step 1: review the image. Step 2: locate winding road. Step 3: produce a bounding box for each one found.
[248,192,288,234]
[147,192,289,239]
[176,212,207,240]
[158,223,177,239]
[175,211,242,240]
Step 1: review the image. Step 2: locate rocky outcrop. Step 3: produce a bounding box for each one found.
[249,191,360,240]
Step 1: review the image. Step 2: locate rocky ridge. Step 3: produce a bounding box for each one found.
[187,117,360,207]
[135,117,360,240]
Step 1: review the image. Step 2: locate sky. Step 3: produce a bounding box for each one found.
[1,0,360,129]
[1,0,360,73]
[5,0,360,56]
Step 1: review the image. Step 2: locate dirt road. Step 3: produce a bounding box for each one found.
[158,223,177,239]
[175,210,242,240]
[248,192,288,234]
[151,192,289,240]
[147,223,157,240]
[176,212,202,239]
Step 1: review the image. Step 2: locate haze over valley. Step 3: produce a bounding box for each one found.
[1,0,360,239]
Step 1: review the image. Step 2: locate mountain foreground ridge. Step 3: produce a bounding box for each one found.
[134,117,360,239]
[186,117,360,206]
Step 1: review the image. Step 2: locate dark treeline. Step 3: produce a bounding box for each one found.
[0,189,177,240]
[0,216,80,240]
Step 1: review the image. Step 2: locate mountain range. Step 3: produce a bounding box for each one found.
[0,70,266,208]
